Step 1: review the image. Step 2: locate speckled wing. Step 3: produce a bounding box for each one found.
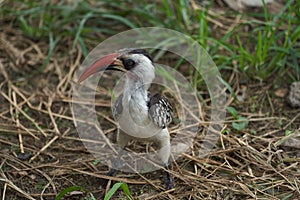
[113,94,123,121]
[148,93,173,129]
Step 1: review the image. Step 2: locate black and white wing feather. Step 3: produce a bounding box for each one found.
[148,93,173,129]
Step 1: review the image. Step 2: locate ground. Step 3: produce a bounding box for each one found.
[0,1,299,200]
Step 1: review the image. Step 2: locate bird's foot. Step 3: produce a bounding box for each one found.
[163,164,174,190]
[107,168,117,177]
[166,179,174,190]
[102,168,117,189]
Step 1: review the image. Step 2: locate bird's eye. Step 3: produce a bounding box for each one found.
[123,59,135,70]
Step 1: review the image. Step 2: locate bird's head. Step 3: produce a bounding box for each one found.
[78,49,155,85]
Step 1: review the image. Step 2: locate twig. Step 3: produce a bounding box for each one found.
[12,91,24,154]
[70,168,151,184]
[46,94,61,134]
[0,90,47,137]
[40,180,52,200]
[283,112,300,130]
[29,135,59,163]
[2,183,7,200]
[274,129,300,147]
[0,177,35,200]
[144,188,175,200]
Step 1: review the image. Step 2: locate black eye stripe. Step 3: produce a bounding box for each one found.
[121,58,136,70]
[125,59,134,66]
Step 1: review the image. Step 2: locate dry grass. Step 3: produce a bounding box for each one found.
[1,3,300,200]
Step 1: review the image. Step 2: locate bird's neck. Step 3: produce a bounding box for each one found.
[120,78,150,126]
[124,78,149,105]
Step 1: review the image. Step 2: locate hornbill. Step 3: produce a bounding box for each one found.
[78,48,174,189]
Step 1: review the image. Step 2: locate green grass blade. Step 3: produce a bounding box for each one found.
[197,10,208,48]
[227,106,238,119]
[78,36,89,57]
[256,30,262,64]
[217,75,237,99]
[104,182,132,200]
[55,186,87,200]
[102,14,137,29]
[73,12,93,49]
[179,0,191,30]
[120,182,132,199]
[38,32,60,73]
[281,192,293,200]
[18,16,34,37]
[161,0,174,18]
[289,40,300,80]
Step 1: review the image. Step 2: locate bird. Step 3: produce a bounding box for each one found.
[77,48,174,190]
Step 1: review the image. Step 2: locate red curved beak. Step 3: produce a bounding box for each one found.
[77,52,124,84]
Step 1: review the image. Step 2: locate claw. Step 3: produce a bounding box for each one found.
[107,168,117,177]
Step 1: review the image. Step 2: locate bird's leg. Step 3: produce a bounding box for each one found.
[104,127,129,189]
[164,164,174,190]
[106,149,124,177]
[104,150,118,184]
[105,129,131,183]
[103,148,125,190]
[156,129,174,189]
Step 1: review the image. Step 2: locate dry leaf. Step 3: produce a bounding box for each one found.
[274,88,288,98]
